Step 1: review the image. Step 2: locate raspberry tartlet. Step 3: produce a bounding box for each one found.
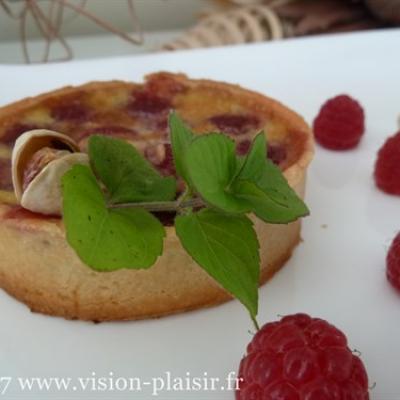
[0,72,313,321]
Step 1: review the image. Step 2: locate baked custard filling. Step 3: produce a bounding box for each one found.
[0,73,299,223]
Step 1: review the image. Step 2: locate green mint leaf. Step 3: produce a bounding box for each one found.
[62,164,165,271]
[234,133,309,223]
[89,135,176,204]
[169,111,195,185]
[233,179,306,223]
[175,208,260,319]
[234,132,267,180]
[185,133,249,213]
[185,132,308,223]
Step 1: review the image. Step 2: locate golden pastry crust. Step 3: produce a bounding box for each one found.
[0,72,313,321]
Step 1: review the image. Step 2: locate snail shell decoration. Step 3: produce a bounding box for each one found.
[12,129,89,215]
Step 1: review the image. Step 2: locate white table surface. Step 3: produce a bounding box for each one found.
[0,29,400,399]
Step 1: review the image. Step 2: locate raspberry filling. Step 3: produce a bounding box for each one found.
[146,74,187,97]
[236,140,252,155]
[0,158,13,191]
[1,123,43,145]
[267,143,287,165]
[210,114,260,136]
[127,91,171,115]
[154,211,176,227]
[51,101,90,122]
[144,143,176,177]
[236,139,287,165]
[4,205,58,220]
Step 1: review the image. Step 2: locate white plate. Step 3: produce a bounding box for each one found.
[1,29,400,400]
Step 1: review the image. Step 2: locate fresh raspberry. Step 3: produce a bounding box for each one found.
[374,132,400,195]
[313,95,365,150]
[387,232,400,290]
[236,314,369,400]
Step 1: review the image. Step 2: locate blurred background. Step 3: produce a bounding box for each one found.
[0,0,399,64]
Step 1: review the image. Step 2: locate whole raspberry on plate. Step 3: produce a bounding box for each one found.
[374,132,400,195]
[313,95,365,150]
[236,313,369,400]
[387,232,400,290]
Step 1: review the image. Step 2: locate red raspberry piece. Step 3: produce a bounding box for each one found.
[51,97,90,122]
[145,143,176,177]
[1,123,43,145]
[374,132,400,195]
[386,232,400,290]
[267,143,287,165]
[155,143,176,177]
[128,91,171,115]
[237,314,369,400]
[236,140,287,166]
[210,114,260,136]
[313,95,365,150]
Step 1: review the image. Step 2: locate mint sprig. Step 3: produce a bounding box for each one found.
[61,113,309,324]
